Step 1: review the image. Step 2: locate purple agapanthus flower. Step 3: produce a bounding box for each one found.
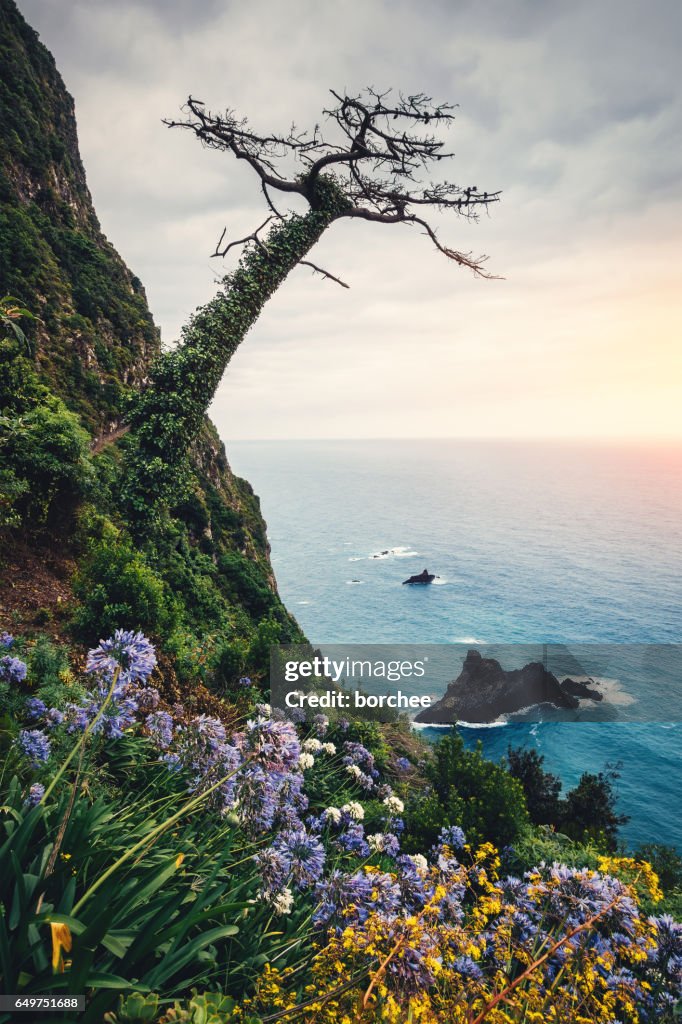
[24,782,45,807]
[102,697,138,738]
[437,825,466,851]
[18,729,51,765]
[86,630,157,687]
[146,710,174,749]
[0,631,14,649]
[238,676,252,687]
[395,756,411,771]
[46,707,64,728]
[312,713,329,737]
[25,696,47,720]
[336,822,370,858]
[254,847,291,895]
[273,827,326,890]
[128,685,160,714]
[1,655,27,684]
[241,715,301,772]
[192,714,227,751]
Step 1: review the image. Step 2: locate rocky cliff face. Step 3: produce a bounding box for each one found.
[0,0,158,431]
[0,0,300,662]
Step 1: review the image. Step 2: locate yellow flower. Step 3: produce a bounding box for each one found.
[175,852,185,868]
[50,922,72,973]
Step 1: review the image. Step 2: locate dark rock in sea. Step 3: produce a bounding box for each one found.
[560,677,603,702]
[403,569,435,585]
[415,649,602,724]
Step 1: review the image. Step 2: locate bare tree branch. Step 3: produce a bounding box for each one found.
[261,181,285,220]
[211,217,273,258]
[167,86,501,276]
[299,261,350,289]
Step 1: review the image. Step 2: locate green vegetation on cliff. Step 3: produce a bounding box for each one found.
[0,0,301,685]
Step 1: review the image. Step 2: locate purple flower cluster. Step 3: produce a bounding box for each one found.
[341,741,378,791]
[1,655,27,684]
[86,629,157,687]
[65,688,139,739]
[254,827,325,899]
[437,825,466,851]
[21,634,159,744]
[1,631,14,648]
[18,728,51,765]
[312,713,329,737]
[160,714,242,810]
[313,868,402,930]
[342,741,375,773]
[25,696,47,720]
[24,782,45,807]
[145,710,174,749]
[335,821,370,858]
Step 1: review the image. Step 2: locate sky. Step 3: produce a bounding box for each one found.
[19,0,682,441]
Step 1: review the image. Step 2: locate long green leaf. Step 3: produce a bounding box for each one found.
[142,924,239,988]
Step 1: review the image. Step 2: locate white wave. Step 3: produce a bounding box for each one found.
[431,576,449,585]
[457,718,509,729]
[348,556,365,562]
[452,635,486,643]
[411,721,453,731]
[368,545,419,560]
[296,600,311,605]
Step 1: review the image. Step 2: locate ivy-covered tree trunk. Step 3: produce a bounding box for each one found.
[123,181,351,531]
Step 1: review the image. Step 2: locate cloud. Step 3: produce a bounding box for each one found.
[18,0,682,439]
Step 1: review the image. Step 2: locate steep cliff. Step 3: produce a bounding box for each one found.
[0,0,301,679]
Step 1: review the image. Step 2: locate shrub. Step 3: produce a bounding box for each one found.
[404,732,530,851]
[218,551,276,618]
[558,768,629,851]
[506,746,562,824]
[0,329,94,527]
[72,535,178,643]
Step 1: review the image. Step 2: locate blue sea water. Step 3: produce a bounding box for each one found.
[228,439,682,850]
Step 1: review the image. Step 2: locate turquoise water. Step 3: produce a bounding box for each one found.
[229,439,682,849]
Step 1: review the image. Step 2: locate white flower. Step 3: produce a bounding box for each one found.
[323,806,342,825]
[256,703,271,718]
[272,887,294,916]
[298,752,315,770]
[322,742,336,755]
[409,853,428,873]
[346,764,363,779]
[367,833,386,853]
[342,801,364,821]
[302,738,322,752]
[383,795,404,814]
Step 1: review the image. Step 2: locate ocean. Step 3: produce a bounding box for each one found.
[228,439,682,850]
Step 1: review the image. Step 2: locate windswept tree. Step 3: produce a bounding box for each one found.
[123,89,500,528]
